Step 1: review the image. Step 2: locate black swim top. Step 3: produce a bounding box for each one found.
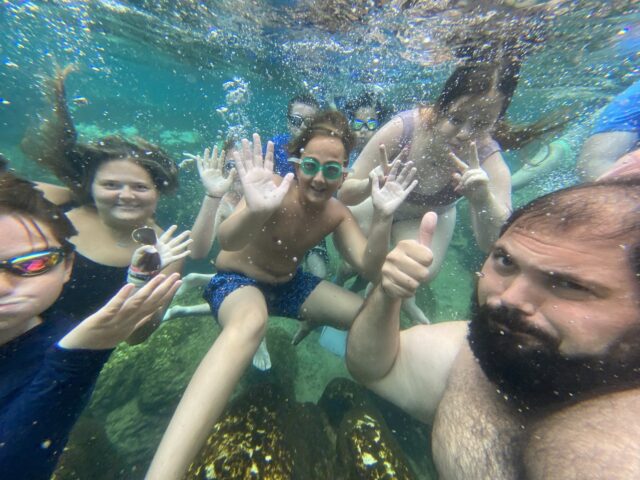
[395,110,501,208]
[50,252,128,322]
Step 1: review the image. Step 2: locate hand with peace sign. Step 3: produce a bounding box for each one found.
[379,212,437,299]
[449,142,491,204]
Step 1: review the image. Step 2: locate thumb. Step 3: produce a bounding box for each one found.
[277,172,295,194]
[418,211,437,247]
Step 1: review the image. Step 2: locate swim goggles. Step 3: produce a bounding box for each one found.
[0,248,65,277]
[288,157,350,180]
[288,114,314,129]
[351,118,379,131]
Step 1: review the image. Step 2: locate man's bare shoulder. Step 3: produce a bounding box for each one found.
[524,388,640,479]
[368,320,469,423]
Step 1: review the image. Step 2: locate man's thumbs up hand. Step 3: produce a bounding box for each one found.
[379,212,438,299]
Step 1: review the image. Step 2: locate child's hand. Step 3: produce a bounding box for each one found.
[234,134,294,213]
[371,158,418,217]
[58,273,182,350]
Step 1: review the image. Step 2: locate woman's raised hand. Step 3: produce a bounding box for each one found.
[183,146,237,198]
[450,142,491,203]
[234,134,294,213]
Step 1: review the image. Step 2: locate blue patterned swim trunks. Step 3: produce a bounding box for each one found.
[203,268,322,320]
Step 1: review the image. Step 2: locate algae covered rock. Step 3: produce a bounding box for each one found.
[185,383,334,480]
[337,407,417,480]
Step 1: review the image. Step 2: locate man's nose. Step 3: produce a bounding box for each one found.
[490,275,538,316]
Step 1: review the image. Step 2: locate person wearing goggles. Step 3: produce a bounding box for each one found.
[147,110,418,480]
[344,91,390,161]
[0,171,183,480]
[270,93,320,178]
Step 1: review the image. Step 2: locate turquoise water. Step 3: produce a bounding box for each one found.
[1,1,639,479]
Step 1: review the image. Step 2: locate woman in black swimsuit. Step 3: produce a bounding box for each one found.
[22,65,189,343]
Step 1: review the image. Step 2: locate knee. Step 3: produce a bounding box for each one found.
[223,309,267,344]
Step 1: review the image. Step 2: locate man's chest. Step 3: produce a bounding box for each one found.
[431,349,527,480]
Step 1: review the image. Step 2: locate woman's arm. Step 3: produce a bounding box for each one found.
[338,116,406,205]
[451,146,512,253]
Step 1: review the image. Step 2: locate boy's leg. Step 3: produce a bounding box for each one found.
[299,280,363,330]
[146,286,268,480]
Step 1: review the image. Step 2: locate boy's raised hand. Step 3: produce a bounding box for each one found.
[370,157,418,217]
[379,212,437,299]
[58,273,182,350]
[234,133,294,213]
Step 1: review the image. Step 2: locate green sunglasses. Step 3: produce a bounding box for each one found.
[352,118,379,132]
[0,248,66,277]
[288,157,350,180]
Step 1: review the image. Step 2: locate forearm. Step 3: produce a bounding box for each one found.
[346,284,402,384]
[469,193,511,252]
[190,195,220,259]
[359,209,393,281]
[217,207,273,251]
[338,177,372,205]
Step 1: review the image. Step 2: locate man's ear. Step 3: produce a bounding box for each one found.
[63,252,75,283]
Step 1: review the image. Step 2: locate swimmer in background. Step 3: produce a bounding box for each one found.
[577,80,640,180]
[146,111,418,480]
[339,51,562,324]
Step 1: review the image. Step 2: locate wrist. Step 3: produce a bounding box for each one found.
[127,265,160,287]
[205,192,224,199]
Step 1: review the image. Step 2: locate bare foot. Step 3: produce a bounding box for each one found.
[252,338,271,371]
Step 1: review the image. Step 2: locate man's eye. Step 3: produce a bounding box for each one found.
[550,278,590,293]
[449,116,464,126]
[492,250,514,269]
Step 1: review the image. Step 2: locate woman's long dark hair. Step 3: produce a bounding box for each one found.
[21,65,178,205]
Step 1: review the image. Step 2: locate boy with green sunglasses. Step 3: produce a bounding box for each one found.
[147,110,418,480]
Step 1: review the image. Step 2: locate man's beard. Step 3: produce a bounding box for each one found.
[467,295,640,411]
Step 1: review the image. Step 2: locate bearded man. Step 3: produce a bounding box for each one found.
[346,178,640,479]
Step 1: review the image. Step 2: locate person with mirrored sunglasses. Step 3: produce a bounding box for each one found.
[0,171,183,480]
[147,111,418,480]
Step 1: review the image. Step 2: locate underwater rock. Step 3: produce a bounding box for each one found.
[318,377,378,429]
[53,416,127,480]
[105,398,168,469]
[337,407,417,480]
[89,344,144,416]
[137,316,217,415]
[159,129,201,146]
[186,383,334,480]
